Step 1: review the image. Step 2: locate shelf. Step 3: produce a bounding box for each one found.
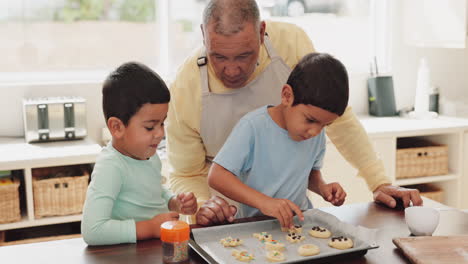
[0,214,82,231]
[0,137,101,171]
[396,174,458,186]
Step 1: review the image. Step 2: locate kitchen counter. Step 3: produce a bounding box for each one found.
[0,198,466,264]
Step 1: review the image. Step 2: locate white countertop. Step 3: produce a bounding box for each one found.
[0,137,102,170]
[358,115,468,138]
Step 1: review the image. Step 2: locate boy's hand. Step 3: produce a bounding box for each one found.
[174,192,198,215]
[151,211,180,238]
[319,182,346,206]
[258,197,304,228]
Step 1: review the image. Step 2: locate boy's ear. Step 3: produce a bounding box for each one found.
[107,117,125,139]
[281,84,294,106]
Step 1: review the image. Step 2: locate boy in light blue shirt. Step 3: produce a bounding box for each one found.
[208,53,349,228]
[82,62,197,245]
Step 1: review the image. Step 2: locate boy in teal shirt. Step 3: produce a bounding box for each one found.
[208,53,348,228]
[82,62,197,245]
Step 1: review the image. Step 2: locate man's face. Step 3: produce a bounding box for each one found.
[203,21,265,88]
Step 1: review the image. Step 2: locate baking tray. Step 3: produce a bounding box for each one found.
[189,209,379,264]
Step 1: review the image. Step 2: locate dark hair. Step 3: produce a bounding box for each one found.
[102,62,170,126]
[287,53,349,116]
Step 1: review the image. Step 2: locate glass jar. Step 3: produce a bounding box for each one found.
[160,220,190,263]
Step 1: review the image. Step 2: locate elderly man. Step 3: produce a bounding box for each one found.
[167,0,422,225]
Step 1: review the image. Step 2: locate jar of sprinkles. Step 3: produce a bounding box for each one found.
[161,220,190,263]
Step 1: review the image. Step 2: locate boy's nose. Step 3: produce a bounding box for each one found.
[307,127,322,138]
[154,126,165,138]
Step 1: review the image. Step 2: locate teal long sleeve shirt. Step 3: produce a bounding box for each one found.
[81,142,173,245]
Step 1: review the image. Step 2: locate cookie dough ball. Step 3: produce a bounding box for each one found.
[328,236,354,250]
[297,244,320,256]
[308,226,331,238]
[264,240,285,251]
[232,250,255,262]
[281,224,303,234]
[285,232,305,243]
[266,250,286,262]
[253,232,273,242]
[220,236,243,247]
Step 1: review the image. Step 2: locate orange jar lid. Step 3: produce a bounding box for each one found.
[160,220,190,243]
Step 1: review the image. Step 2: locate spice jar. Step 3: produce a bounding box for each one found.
[161,220,190,263]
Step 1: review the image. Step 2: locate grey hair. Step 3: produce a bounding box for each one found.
[202,0,261,35]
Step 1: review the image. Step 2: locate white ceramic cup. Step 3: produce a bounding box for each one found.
[404,206,440,236]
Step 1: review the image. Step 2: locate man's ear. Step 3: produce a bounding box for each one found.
[259,21,266,44]
[281,84,294,106]
[107,117,125,139]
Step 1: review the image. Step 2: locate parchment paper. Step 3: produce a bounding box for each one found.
[191,208,378,264]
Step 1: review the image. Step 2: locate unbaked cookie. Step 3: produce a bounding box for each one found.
[266,250,286,262]
[308,226,331,238]
[285,232,305,243]
[253,232,273,242]
[281,224,303,234]
[232,250,255,262]
[264,240,285,251]
[220,236,243,247]
[297,244,320,256]
[328,236,353,250]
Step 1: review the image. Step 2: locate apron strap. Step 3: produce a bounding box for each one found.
[263,34,280,60]
[198,50,210,96]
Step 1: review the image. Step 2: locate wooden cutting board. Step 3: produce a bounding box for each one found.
[393,236,468,264]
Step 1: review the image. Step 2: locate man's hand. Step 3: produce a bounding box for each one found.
[373,184,423,208]
[195,196,237,226]
[319,182,346,206]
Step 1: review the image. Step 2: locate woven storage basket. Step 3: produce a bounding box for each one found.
[33,169,89,218]
[0,178,21,224]
[407,184,443,203]
[396,138,448,179]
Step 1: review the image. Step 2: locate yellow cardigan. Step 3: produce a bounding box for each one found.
[166,21,390,212]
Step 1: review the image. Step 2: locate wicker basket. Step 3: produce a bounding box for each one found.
[33,168,89,218]
[0,178,21,224]
[407,184,443,203]
[396,138,448,179]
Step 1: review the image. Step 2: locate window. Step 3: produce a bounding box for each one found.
[0,0,388,84]
[258,0,388,73]
[0,0,160,83]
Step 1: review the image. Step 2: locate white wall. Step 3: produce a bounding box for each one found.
[0,82,105,143]
[1,1,468,141]
[390,1,468,114]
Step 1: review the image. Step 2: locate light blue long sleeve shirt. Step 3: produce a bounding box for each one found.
[81,142,173,245]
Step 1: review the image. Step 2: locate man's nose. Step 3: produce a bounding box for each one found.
[224,64,241,77]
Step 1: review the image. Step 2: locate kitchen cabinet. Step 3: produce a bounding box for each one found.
[0,137,101,232]
[309,115,468,209]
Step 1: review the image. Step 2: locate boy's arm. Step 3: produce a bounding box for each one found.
[208,163,303,227]
[307,170,327,195]
[308,170,347,206]
[81,161,136,246]
[135,212,180,240]
[208,163,269,210]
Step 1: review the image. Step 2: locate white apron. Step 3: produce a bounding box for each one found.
[198,35,292,213]
[199,35,292,159]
